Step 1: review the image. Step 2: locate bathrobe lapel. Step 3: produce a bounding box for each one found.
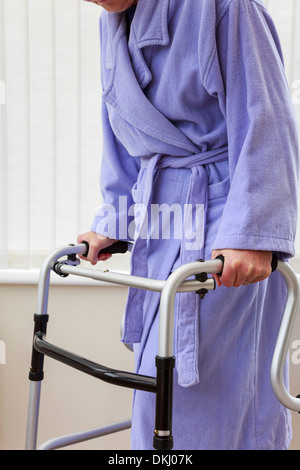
[101,0,200,156]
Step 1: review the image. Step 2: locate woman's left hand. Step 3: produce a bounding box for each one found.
[211,249,272,288]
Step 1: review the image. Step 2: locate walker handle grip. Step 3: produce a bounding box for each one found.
[214,253,278,276]
[82,240,130,257]
[214,254,225,276]
[271,254,278,272]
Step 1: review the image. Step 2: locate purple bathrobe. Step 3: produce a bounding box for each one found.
[91,0,299,449]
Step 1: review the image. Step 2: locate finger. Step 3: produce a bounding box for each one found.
[219,264,237,288]
[245,265,272,284]
[97,252,112,262]
[247,273,271,284]
[211,273,223,288]
[236,264,256,287]
[243,267,272,286]
[87,242,101,265]
[233,271,248,287]
[237,262,259,286]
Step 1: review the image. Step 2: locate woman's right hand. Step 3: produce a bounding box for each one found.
[77,231,118,265]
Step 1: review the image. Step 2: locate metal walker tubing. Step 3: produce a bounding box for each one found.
[25,244,217,451]
[25,244,300,450]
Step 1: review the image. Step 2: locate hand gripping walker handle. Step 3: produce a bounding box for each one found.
[82,240,130,256]
[214,253,278,276]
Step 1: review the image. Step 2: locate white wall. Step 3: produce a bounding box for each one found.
[0,282,134,450]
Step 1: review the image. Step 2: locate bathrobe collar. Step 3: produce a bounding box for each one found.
[132,0,170,49]
[105,0,170,73]
[102,0,199,154]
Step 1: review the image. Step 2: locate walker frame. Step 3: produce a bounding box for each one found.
[25,243,300,450]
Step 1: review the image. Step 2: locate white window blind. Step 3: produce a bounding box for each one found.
[0,0,300,271]
[0,0,103,269]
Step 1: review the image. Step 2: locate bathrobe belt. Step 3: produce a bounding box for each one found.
[122,146,229,387]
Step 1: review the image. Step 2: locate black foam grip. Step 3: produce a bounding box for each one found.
[82,240,129,257]
[271,253,278,272]
[215,254,225,276]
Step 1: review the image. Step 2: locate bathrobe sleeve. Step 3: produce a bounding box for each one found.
[206,0,299,259]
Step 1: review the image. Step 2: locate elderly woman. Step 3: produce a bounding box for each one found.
[78,0,299,450]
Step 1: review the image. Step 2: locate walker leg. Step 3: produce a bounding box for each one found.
[25,381,42,450]
[25,313,49,450]
[25,244,87,450]
[153,356,175,450]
